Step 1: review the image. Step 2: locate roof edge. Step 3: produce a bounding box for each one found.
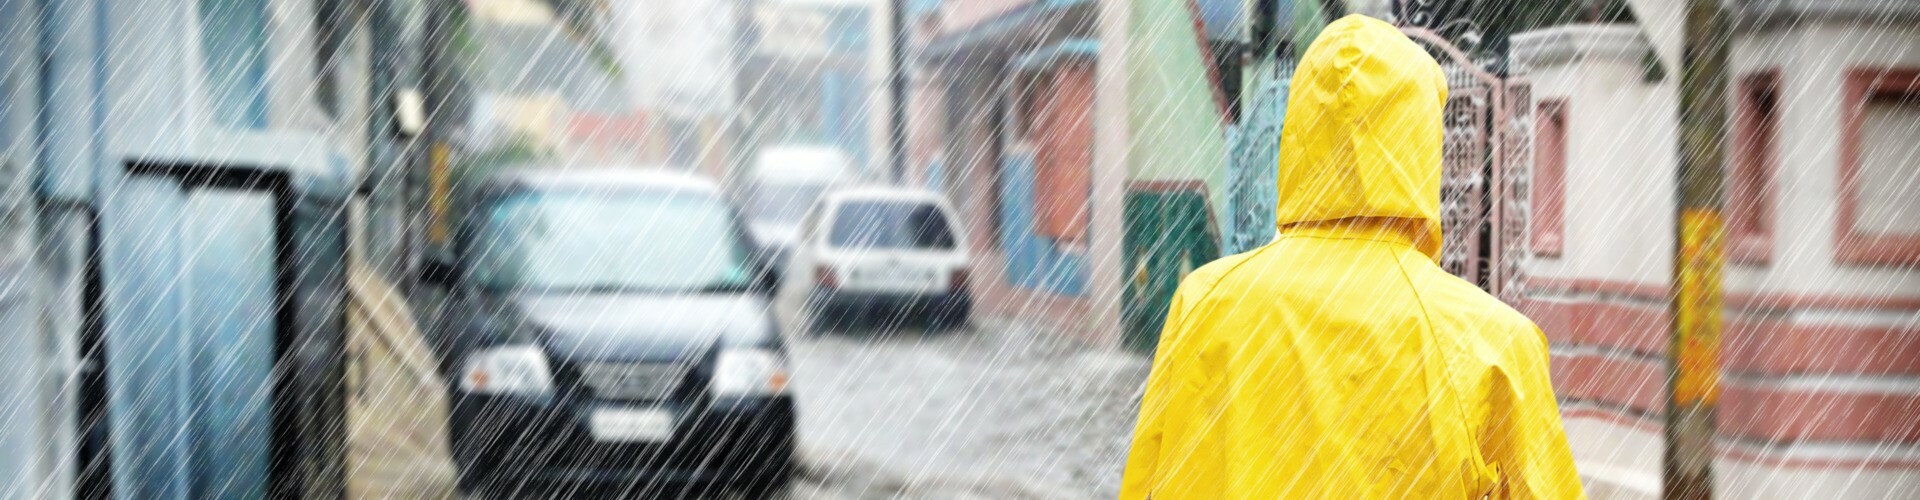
[1510,24,1653,75]
[1734,0,1920,30]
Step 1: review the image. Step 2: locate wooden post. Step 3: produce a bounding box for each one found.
[1666,0,1730,497]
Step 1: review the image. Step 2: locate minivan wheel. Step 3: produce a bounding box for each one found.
[929,297,970,331]
[801,301,836,336]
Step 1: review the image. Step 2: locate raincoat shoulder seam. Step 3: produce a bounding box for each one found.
[1386,249,1438,339]
[1388,247,1487,482]
[1179,244,1281,320]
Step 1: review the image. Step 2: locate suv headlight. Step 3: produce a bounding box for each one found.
[712,348,790,397]
[459,345,555,396]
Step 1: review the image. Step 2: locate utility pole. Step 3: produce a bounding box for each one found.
[887,0,908,183]
[734,0,761,187]
[1666,0,1730,497]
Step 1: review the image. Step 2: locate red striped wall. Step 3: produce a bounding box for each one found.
[1519,281,1920,453]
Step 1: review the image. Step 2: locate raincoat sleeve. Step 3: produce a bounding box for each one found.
[1118,282,1204,500]
[1482,326,1586,499]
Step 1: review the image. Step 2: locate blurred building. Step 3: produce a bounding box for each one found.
[601,0,744,176]
[912,0,1102,334]
[1514,1,1920,497]
[907,0,1237,348]
[461,0,748,178]
[460,0,629,161]
[0,0,449,496]
[739,0,878,175]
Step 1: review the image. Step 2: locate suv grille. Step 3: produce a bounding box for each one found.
[577,361,690,400]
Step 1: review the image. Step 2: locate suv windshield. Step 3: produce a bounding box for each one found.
[467,188,754,293]
[827,200,956,250]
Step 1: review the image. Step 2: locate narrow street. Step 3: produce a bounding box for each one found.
[781,311,1149,499]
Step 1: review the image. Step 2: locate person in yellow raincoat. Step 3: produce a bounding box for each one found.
[1119,14,1585,499]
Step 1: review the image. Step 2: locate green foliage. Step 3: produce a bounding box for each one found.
[535,0,624,79]
[439,136,552,243]
[453,136,551,192]
[446,0,623,80]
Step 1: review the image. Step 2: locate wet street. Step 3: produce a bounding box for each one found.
[782,316,1149,499]
[457,310,1151,500]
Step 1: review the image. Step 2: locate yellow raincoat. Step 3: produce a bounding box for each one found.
[1119,15,1584,499]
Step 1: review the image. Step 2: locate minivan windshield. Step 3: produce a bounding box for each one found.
[743,182,828,226]
[467,188,754,293]
[827,200,957,250]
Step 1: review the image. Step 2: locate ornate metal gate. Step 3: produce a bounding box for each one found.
[1223,60,1290,255]
[1402,27,1534,302]
[1225,27,1533,303]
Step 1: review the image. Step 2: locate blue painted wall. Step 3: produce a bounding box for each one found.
[997,151,1087,296]
[14,0,362,496]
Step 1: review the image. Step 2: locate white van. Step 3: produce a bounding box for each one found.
[740,146,859,272]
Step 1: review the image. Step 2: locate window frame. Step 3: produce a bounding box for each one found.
[1835,67,1920,266]
[1729,69,1782,265]
[1532,98,1570,258]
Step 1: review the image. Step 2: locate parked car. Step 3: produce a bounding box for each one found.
[431,168,793,496]
[738,145,859,275]
[785,186,972,332]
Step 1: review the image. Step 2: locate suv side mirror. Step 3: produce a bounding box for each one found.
[419,259,457,288]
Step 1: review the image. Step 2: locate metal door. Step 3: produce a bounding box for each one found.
[181,189,277,499]
[95,163,349,499]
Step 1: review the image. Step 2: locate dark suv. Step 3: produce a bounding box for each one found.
[433,169,794,496]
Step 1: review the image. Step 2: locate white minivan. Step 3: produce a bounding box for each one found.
[785,187,972,332]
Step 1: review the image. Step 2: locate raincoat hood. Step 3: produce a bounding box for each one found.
[1120,15,1584,499]
[1278,15,1449,259]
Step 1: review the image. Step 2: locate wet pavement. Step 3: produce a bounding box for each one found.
[781,316,1150,499]
[458,309,1151,500]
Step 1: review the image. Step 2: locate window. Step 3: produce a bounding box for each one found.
[1837,67,1920,266]
[198,0,270,128]
[828,200,957,250]
[1730,70,1781,265]
[1532,99,1569,257]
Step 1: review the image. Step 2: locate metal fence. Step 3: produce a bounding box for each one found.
[1224,59,1291,255]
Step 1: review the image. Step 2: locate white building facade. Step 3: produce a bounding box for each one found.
[1514,1,1920,498]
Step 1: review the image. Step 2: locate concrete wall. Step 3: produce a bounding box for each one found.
[1514,25,1677,289]
[1027,64,1095,243]
[0,0,408,496]
[1515,16,1920,499]
[1724,21,1920,298]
